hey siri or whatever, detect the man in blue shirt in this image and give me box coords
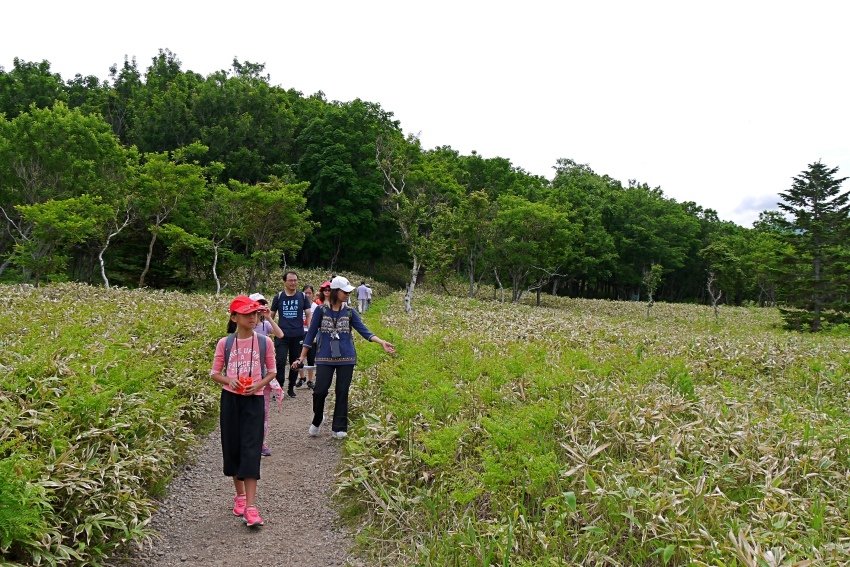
[270,271,312,397]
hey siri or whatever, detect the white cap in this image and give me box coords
[248,293,267,303]
[330,276,355,293]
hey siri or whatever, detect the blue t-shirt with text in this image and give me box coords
[270,290,311,337]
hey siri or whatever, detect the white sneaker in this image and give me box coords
[331,431,348,439]
[308,424,320,437]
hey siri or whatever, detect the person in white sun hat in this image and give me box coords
[292,275,395,439]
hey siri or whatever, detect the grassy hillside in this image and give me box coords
[3,283,848,565]
[343,293,850,565]
[0,270,388,566]
[0,284,228,565]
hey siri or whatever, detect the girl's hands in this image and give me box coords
[244,381,264,395]
[381,341,396,354]
[290,358,305,370]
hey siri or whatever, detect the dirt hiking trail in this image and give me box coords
[112,388,367,567]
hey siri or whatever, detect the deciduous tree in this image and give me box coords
[0,104,128,278]
[11,195,113,283]
[133,144,208,287]
[491,195,576,302]
[229,177,315,290]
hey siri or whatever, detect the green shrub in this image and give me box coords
[0,283,226,565]
[339,290,850,565]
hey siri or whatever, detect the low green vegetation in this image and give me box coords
[342,293,850,565]
[0,283,226,565]
[0,270,380,565]
[4,282,849,565]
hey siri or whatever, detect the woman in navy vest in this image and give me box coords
[292,275,395,438]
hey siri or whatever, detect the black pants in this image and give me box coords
[312,364,354,432]
[305,340,316,366]
[275,335,304,391]
[220,389,264,480]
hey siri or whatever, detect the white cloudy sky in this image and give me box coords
[3,1,849,226]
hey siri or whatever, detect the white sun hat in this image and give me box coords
[329,276,355,293]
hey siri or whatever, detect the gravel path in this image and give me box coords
[113,387,365,567]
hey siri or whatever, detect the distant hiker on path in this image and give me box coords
[293,275,395,439]
[356,281,371,313]
[210,295,277,527]
[270,271,312,398]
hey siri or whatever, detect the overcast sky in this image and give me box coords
[3,1,849,227]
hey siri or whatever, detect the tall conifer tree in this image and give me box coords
[777,162,850,331]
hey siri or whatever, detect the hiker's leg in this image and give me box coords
[312,365,334,426]
[286,337,302,392]
[220,390,241,476]
[237,395,263,479]
[273,337,287,388]
[331,365,354,432]
[244,478,258,508]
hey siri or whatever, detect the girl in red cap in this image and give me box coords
[210,295,277,527]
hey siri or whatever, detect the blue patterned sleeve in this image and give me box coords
[349,309,375,342]
[303,307,322,349]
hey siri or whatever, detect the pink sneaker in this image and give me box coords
[243,506,264,527]
[232,494,246,517]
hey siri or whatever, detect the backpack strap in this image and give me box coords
[223,333,236,370]
[258,333,267,378]
[223,332,267,378]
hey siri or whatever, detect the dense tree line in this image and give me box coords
[1,51,848,327]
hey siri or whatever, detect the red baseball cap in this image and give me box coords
[320,281,332,289]
[229,295,262,314]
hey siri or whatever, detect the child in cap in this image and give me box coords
[210,295,277,527]
[248,293,284,457]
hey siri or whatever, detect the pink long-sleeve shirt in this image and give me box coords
[210,333,276,395]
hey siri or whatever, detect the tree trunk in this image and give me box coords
[403,255,420,313]
[247,265,257,294]
[99,212,130,289]
[467,255,476,298]
[99,245,111,288]
[139,231,158,288]
[492,268,505,303]
[812,256,822,331]
[212,242,222,295]
[329,237,341,273]
[510,271,526,303]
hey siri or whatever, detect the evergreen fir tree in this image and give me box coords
[777,161,850,331]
